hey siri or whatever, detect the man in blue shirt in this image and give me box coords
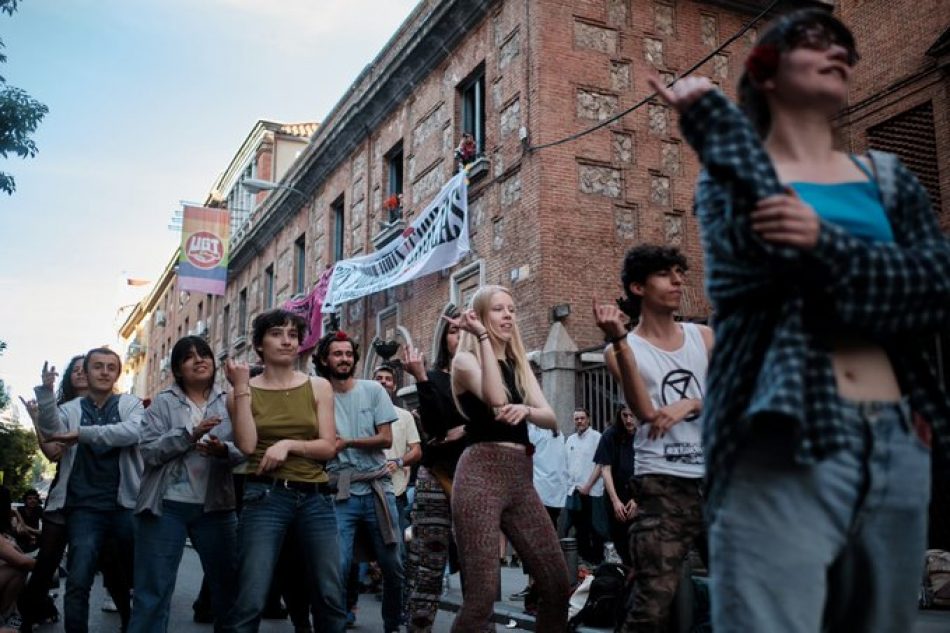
[316,332,402,633]
[35,348,144,633]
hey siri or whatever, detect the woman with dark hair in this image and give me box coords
[402,309,467,632]
[652,7,950,632]
[448,285,569,632]
[0,486,35,633]
[592,407,637,567]
[10,490,42,554]
[17,354,88,632]
[128,335,241,633]
[224,309,346,633]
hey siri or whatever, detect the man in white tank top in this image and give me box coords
[596,245,713,633]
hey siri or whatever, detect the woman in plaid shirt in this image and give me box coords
[652,8,950,633]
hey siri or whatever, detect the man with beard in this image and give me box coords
[314,331,403,633]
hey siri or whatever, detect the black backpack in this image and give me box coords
[569,562,628,629]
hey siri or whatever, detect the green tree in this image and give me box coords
[0,340,9,412]
[0,0,48,195]
[0,423,38,499]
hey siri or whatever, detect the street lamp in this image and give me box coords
[241,178,308,199]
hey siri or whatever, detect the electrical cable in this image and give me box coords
[526,0,782,152]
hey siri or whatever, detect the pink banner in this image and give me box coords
[283,267,333,355]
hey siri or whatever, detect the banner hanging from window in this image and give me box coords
[322,170,469,310]
[178,206,230,296]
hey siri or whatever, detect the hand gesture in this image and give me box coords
[47,430,79,445]
[385,459,400,475]
[257,439,290,474]
[624,499,638,520]
[402,345,427,382]
[18,396,39,422]
[196,435,228,459]
[225,360,250,389]
[647,399,698,440]
[494,403,529,426]
[191,416,221,443]
[647,74,716,114]
[612,498,629,521]
[443,309,486,337]
[592,298,628,340]
[751,188,820,249]
[41,362,58,391]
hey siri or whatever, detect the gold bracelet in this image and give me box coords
[234,391,250,398]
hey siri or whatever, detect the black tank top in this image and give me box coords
[457,359,530,446]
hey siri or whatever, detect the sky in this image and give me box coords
[0,0,418,423]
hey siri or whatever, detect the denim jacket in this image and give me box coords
[681,90,950,516]
[34,386,145,512]
[135,384,245,516]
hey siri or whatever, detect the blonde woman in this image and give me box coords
[448,285,569,632]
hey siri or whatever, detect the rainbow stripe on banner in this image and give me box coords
[178,206,229,296]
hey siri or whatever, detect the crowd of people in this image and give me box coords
[2,8,947,633]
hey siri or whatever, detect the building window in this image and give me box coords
[264,264,275,309]
[222,304,231,347]
[384,143,404,223]
[332,195,345,262]
[197,301,203,323]
[294,235,307,295]
[238,288,248,339]
[460,67,486,157]
[451,260,485,309]
[184,317,190,336]
[867,101,942,210]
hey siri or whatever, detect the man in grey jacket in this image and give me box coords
[35,347,144,633]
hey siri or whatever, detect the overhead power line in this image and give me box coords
[527,0,782,153]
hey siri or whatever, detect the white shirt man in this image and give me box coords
[564,408,606,565]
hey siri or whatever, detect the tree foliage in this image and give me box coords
[0,423,38,499]
[0,340,9,412]
[0,0,48,195]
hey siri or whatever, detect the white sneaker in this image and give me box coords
[101,597,118,613]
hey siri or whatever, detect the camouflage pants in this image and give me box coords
[619,475,705,633]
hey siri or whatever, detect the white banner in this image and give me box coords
[323,170,469,310]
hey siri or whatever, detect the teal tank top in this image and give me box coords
[788,155,894,243]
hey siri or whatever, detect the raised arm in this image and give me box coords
[225,360,256,456]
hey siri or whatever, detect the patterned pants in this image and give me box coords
[451,443,570,633]
[619,475,705,633]
[406,467,453,632]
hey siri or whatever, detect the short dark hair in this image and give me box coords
[739,8,857,137]
[312,330,361,377]
[251,309,308,360]
[170,335,216,392]
[619,244,688,320]
[373,364,396,379]
[83,348,122,374]
[573,407,591,418]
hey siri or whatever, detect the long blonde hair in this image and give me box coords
[451,285,534,411]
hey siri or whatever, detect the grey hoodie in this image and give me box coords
[135,383,245,516]
[34,386,145,512]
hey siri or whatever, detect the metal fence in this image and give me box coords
[575,346,624,432]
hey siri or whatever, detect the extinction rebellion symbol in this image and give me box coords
[660,369,702,422]
[185,231,223,269]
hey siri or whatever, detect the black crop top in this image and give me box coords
[457,359,530,446]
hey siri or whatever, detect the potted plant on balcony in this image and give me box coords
[383,193,402,223]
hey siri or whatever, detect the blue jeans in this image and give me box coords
[64,507,134,633]
[710,400,930,633]
[223,482,346,633]
[336,492,404,631]
[129,501,237,633]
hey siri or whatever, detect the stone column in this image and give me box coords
[538,321,579,436]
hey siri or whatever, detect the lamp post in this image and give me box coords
[241,178,308,199]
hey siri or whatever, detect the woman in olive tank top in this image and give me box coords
[223,309,347,633]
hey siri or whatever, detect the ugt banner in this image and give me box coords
[178,206,229,296]
[323,170,469,310]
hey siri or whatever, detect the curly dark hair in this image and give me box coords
[619,244,688,320]
[57,354,86,405]
[251,309,308,361]
[738,8,858,138]
[312,330,361,378]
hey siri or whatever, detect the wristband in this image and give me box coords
[606,334,625,346]
[397,457,404,468]
[477,332,490,342]
[234,391,250,399]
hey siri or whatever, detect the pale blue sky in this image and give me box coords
[0,0,417,419]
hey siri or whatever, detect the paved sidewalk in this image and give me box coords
[438,563,950,633]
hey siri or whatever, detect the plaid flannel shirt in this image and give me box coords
[680,90,950,516]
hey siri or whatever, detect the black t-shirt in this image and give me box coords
[594,425,636,502]
[458,359,529,446]
[417,370,468,473]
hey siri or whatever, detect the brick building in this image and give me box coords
[123,0,947,430]
[118,121,315,397]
